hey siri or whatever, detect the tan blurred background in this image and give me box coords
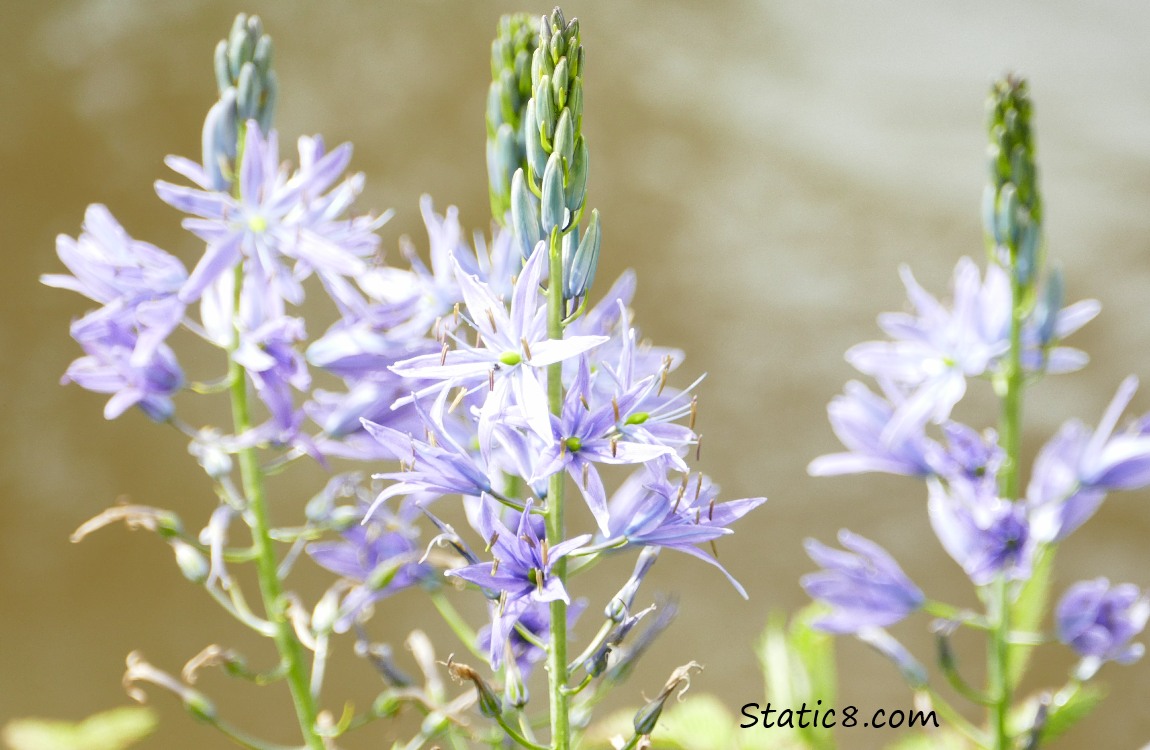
[4,1,1150,747]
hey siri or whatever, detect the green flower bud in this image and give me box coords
[524,107,548,178]
[565,208,600,299]
[213,40,231,94]
[541,152,566,233]
[511,169,543,259]
[565,136,588,214]
[552,57,569,109]
[554,109,575,167]
[253,35,273,77]
[236,62,261,121]
[535,75,556,140]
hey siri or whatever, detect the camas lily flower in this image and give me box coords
[604,460,765,597]
[801,530,925,634]
[446,498,590,667]
[1057,578,1149,673]
[156,123,385,306]
[64,311,184,421]
[846,258,1009,437]
[534,357,680,533]
[1028,376,1150,542]
[390,242,607,452]
[928,476,1034,586]
[808,380,935,478]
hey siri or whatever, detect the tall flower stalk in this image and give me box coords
[45,9,765,750]
[802,74,1150,750]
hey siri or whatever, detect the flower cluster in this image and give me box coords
[801,76,1149,748]
[45,10,765,750]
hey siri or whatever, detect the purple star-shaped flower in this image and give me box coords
[390,242,607,452]
[446,498,590,667]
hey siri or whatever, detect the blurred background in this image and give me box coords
[4,1,1150,747]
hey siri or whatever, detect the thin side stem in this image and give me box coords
[545,226,571,750]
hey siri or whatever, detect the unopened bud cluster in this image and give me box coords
[509,8,600,302]
[486,14,538,222]
[203,14,277,190]
[982,76,1041,284]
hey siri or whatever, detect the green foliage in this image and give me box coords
[2,708,157,750]
[758,606,836,750]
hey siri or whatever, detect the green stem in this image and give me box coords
[989,274,1027,750]
[228,278,324,750]
[544,226,571,750]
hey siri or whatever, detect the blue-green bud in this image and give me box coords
[568,80,583,131]
[565,208,600,299]
[535,76,556,140]
[487,124,519,213]
[554,109,575,167]
[541,153,566,233]
[213,40,231,94]
[995,182,1020,251]
[236,62,260,122]
[511,169,543,259]
[227,23,254,80]
[566,136,589,213]
[256,71,277,133]
[202,88,238,191]
[1016,221,1040,287]
[552,57,569,109]
[253,35,273,77]
[524,107,548,178]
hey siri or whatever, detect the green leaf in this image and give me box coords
[2,707,157,750]
[884,728,971,750]
[1035,685,1104,745]
[1008,546,1054,688]
[756,606,837,750]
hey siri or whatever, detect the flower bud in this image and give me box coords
[541,153,566,233]
[535,76,556,139]
[525,107,548,178]
[565,209,600,299]
[511,169,543,259]
[172,541,209,584]
[554,109,575,167]
[565,136,588,212]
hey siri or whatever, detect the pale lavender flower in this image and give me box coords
[233,315,310,433]
[604,460,765,597]
[924,422,1003,486]
[44,205,188,365]
[446,498,590,667]
[845,258,1009,437]
[43,204,187,306]
[801,530,925,634]
[359,392,495,517]
[476,599,585,680]
[1056,578,1149,669]
[928,477,1033,585]
[534,357,679,533]
[156,123,383,306]
[308,519,433,633]
[390,243,607,451]
[808,380,935,477]
[64,312,184,421]
[1027,376,1150,542]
